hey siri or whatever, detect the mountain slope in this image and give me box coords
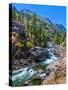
[10,6,66,47]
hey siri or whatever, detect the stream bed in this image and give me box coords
[10,42,62,86]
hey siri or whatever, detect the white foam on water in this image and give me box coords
[12,67,46,81]
[42,48,58,64]
[37,73,46,79]
[12,68,35,81]
[43,54,58,64]
[11,45,59,82]
[26,69,36,79]
[43,59,54,64]
[13,68,27,74]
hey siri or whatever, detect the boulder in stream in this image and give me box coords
[29,47,49,62]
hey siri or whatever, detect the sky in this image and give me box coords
[11,3,66,27]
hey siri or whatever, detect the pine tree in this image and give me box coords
[18,14,21,22]
[32,12,37,45]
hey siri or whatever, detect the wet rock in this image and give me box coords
[30,47,49,62]
[24,80,31,86]
[38,69,44,74]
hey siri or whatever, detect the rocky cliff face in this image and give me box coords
[42,56,66,84]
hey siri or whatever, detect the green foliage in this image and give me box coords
[12,7,66,48]
[26,32,30,38]
[16,41,33,49]
[16,41,24,48]
[52,31,66,47]
[36,23,47,47]
[31,13,37,44]
[31,77,42,85]
[60,38,66,47]
[18,14,21,22]
[26,42,33,49]
[35,63,48,70]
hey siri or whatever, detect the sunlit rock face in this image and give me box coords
[42,57,66,84]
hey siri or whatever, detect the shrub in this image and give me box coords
[16,41,24,48]
[26,41,33,49]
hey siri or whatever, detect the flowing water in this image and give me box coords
[10,42,60,86]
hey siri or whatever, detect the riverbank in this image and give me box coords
[42,56,66,84]
[9,42,66,86]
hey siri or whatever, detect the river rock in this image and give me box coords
[15,49,31,59]
[24,80,31,86]
[38,69,44,74]
[12,57,35,70]
[29,47,49,62]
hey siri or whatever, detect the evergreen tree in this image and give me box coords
[32,12,37,45]
[18,14,21,22]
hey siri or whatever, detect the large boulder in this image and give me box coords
[29,47,49,62]
[42,57,66,84]
[15,49,31,59]
[12,57,35,70]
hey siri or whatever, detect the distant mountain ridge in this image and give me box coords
[12,6,66,33]
[20,9,66,32]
